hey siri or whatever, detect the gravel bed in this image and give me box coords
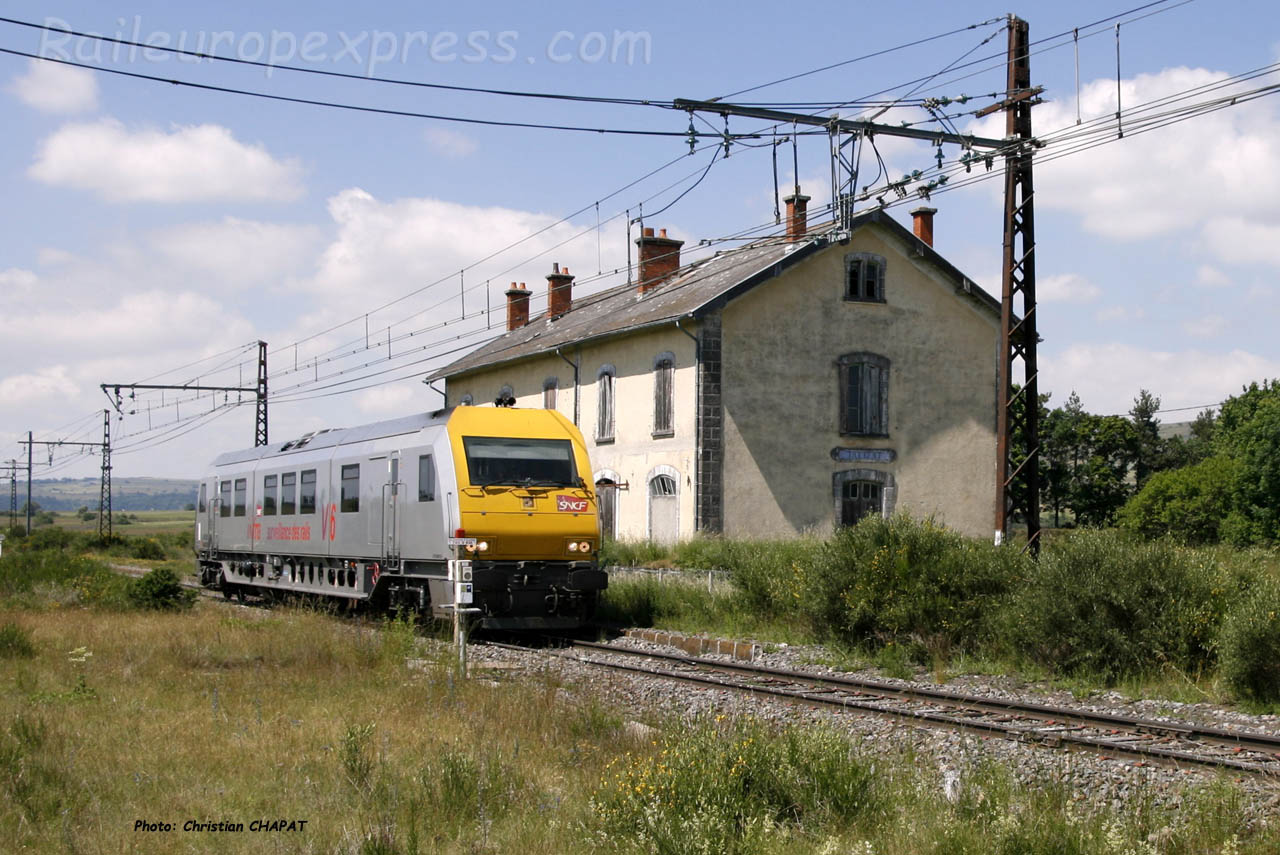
[468,635,1280,825]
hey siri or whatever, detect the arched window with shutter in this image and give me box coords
[837,352,889,437]
[652,351,674,437]
[596,364,615,442]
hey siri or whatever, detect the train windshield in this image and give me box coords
[463,437,578,487]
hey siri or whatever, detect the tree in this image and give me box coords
[1042,391,1085,527]
[1070,414,1139,525]
[1129,389,1163,489]
[1216,382,1280,544]
[1161,408,1216,471]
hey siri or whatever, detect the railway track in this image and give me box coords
[487,638,1280,780]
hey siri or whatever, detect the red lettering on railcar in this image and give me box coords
[321,504,337,540]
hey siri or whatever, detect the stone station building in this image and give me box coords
[428,196,1001,542]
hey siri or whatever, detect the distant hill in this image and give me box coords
[12,478,199,512]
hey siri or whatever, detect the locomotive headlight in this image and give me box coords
[465,542,477,553]
[568,541,579,552]
[477,540,489,552]
[578,541,592,554]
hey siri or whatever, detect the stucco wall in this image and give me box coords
[444,323,698,540]
[719,225,999,538]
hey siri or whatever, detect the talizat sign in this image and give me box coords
[830,448,895,463]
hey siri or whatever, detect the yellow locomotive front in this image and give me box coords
[445,407,606,628]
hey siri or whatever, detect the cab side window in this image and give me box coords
[418,454,436,502]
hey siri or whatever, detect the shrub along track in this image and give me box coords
[487,638,1280,781]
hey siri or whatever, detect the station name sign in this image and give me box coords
[830,447,895,463]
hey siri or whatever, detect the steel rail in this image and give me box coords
[483,640,1280,779]
[569,640,1280,758]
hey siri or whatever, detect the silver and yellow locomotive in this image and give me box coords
[195,407,605,629]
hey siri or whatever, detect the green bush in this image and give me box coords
[127,567,196,611]
[1116,455,1236,544]
[128,537,166,561]
[593,718,877,853]
[0,622,36,659]
[1003,531,1224,680]
[20,527,84,553]
[1217,578,1280,703]
[803,514,1027,655]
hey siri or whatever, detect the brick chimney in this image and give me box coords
[911,206,937,247]
[783,190,811,242]
[635,227,684,294]
[546,262,574,318]
[504,282,530,331]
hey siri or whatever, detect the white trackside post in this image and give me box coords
[447,558,475,676]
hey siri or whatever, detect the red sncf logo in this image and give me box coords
[556,495,588,513]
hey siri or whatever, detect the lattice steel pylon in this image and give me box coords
[994,15,1041,554]
[98,410,112,540]
[255,340,268,447]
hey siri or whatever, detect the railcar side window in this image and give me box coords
[281,472,296,515]
[341,464,360,513]
[218,481,230,518]
[300,470,316,514]
[198,483,206,514]
[262,475,277,516]
[418,454,436,502]
[233,479,247,517]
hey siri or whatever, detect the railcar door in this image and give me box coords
[196,480,213,550]
[383,452,400,563]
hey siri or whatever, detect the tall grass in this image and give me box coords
[0,604,1272,853]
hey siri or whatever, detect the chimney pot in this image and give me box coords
[546,261,575,318]
[635,226,684,294]
[783,190,811,242]
[911,206,938,247]
[504,280,531,331]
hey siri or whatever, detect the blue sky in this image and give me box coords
[3,0,1279,479]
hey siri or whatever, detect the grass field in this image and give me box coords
[35,509,195,536]
[0,598,1273,854]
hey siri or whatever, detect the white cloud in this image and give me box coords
[424,128,477,159]
[0,267,38,294]
[7,59,98,113]
[1038,272,1101,303]
[971,67,1280,242]
[1095,305,1145,323]
[0,290,249,353]
[150,218,322,290]
[0,366,78,408]
[1196,264,1230,287]
[1182,314,1228,338]
[1200,218,1280,267]
[356,385,416,415]
[1044,343,1280,415]
[28,119,304,203]
[295,188,630,331]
